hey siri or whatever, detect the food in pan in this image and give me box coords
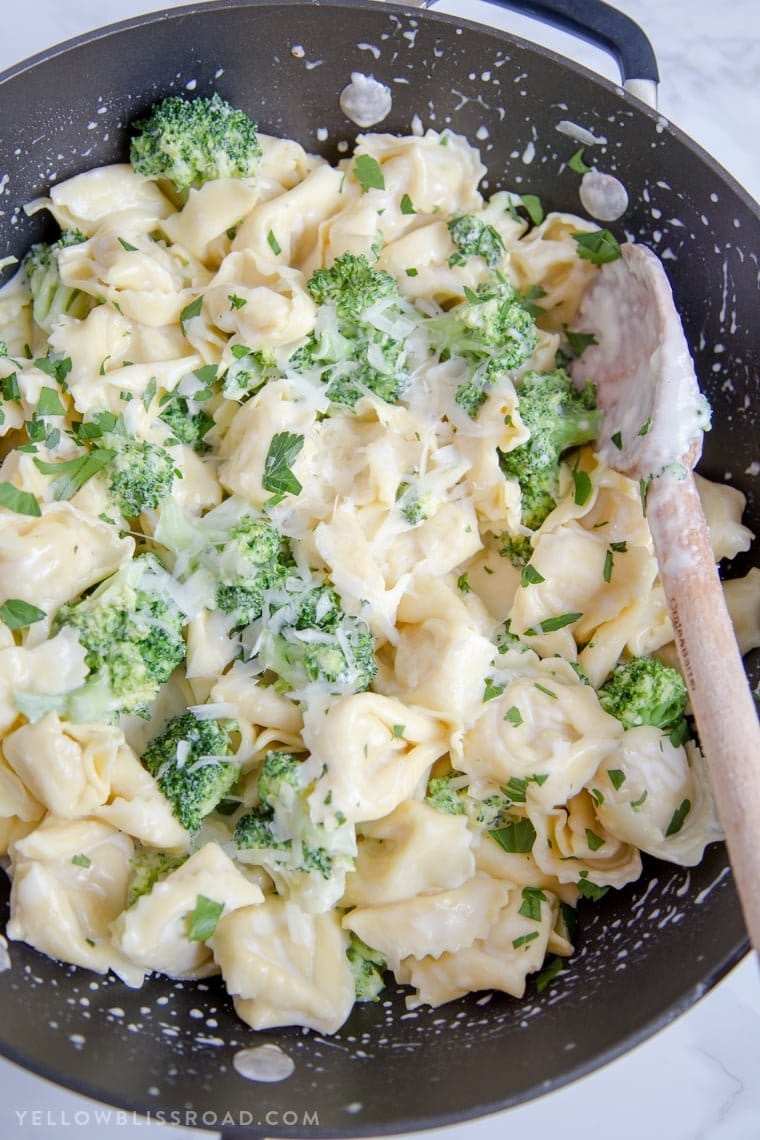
[0,94,756,1034]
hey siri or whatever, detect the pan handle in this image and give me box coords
[422,0,660,107]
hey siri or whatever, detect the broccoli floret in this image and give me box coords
[103,432,177,517]
[222,348,278,402]
[431,278,537,359]
[499,368,601,530]
[130,93,262,197]
[599,657,688,736]
[346,933,387,1002]
[215,512,286,629]
[427,278,538,418]
[426,772,467,815]
[259,624,376,692]
[290,253,416,409]
[54,553,186,717]
[425,771,517,833]
[234,750,356,912]
[307,253,398,318]
[23,230,92,333]
[498,533,533,567]
[448,213,505,268]
[251,573,377,694]
[158,395,214,454]
[255,748,302,809]
[127,847,188,907]
[396,480,437,527]
[141,711,240,832]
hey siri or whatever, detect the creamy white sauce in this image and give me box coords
[555,120,607,146]
[339,73,392,128]
[0,934,9,973]
[574,246,712,477]
[579,171,629,222]
[233,1044,295,1082]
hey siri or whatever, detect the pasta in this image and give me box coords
[0,97,756,1036]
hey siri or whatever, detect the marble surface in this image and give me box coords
[0,1,758,1138]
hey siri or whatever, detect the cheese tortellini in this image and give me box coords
[0,104,750,1038]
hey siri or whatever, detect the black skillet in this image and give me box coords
[0,1,757,1135]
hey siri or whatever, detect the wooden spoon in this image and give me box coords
[573,242,760,953]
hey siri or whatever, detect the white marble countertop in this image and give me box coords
[0,1,758,1138]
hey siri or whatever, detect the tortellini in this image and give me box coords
[6,817,141,985]
[593,728,723,866]
[462,657,623,808]
[302,692,448,824]
[111,843,263,979]
[211,899,354,1035]
[397,883,556,1007]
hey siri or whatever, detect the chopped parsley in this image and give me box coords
[572,229,622,265]
[354,154,385,192]
[262,431,304,498]
[520,564,545,586]
[0,599,46,630]
[186,895,225,942]
[665,798,691,837]
[518,886,546,921]
[0,482,41,517]
[568,148,591,174]
[483,679,506,703]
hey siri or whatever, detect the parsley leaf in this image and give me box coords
[400,193,416,215]
[186,895,225,942]
[489,816,536,853]
[513,930,540,949]
[665,798,691,836]
[524,612,582,635]
[572,229,622,264]
[36,355,72,386]
[518,886,546,921]
[520,194,544,226]
[118,237,138,252]
[262,431,304,497]
[0,599,46,630]
[1,373,20,402]
[521,564,545,586]
[36,387,66,417]
[34,448,115,501]
[568,148,591,174]
[585,828,604,851]
[572,468,592,506]
[504,705,523,726]
[267,230,282,256]
[179,295,203,330]
[0,482,41,516]
[71,854,92,868]
[535,955,565,992]
[483,679,506,703]
[354,154,385,192]
[607,768,626,790]
[576,877,609,901]
[603,548,614,584]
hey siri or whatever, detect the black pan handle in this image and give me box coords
[424,0,660,106]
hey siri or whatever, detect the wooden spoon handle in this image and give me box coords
[647,473,760,953]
